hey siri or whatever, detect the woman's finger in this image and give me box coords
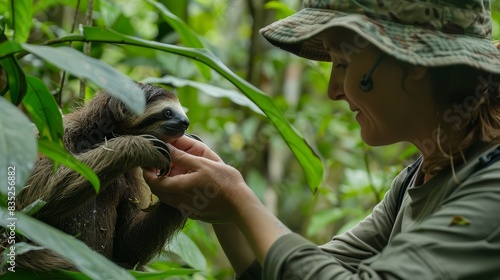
[169,135,222,162]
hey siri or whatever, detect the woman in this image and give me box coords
[144,0,500,278]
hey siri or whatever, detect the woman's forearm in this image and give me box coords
[212,223,257,275]
[232,187,292,264]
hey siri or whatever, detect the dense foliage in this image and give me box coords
[1,0,500,279]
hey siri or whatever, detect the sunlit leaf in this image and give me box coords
[264,1,296,19]
[22,44,146,115]
[0,96,37,196]
[38,138,100,193]
[10,0,32,43]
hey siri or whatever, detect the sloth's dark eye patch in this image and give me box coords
[164,109,173,117]
[134,112,164,128]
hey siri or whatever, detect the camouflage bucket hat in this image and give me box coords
[260,0,500,74]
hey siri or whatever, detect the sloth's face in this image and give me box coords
[124,89,190,143]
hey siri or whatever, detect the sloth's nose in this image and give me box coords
[179,117,190,131]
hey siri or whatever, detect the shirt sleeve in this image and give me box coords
[317,174,402,271]
[237,167,407,279]
[262,163,500,279]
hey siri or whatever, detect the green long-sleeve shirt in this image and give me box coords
[240,142,500,279]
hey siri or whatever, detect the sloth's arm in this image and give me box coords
[18,135,169,220]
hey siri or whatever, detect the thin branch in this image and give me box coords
[79,0,94,100]
[57,0,82,106]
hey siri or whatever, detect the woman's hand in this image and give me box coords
[143,135,255,224]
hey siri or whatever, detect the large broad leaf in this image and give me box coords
[23,75,64,147]
[0,207,134,280]
[143,76,264,115]
[38,138,100,193]
[165,232,207,271]
[0,96,37,196]
[0,269,92,280]
[22,44,146,115]
[0,268,198,279]
[144,0,211,80]
[57,27,323,192]
[9,0,33,44]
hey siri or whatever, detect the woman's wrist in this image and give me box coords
[229,185,292,263]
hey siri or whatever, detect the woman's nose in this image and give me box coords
[327,67,344,100]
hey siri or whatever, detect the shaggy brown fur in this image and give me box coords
[3,83,189,271]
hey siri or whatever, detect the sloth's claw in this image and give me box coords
[157,167,169,177]
[139,134,170,158]
[185,133,204,142]
[139,134,171,175]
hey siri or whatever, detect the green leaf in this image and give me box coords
[144,0,211,80]
[264,1,296,19]
[0,269,92,279]
[0,266,198,279]
[144,0,203,48]
[19,199,46,216]
[23,75,64,147]
[0,40,24,57]
[0,41,27,105]
[21,44,146,115]
[0,55,26,104]
[130,268,198,279]
[166,232,207,271]
[10,0,33,43]
[0,96,37,196]
[76,26,323,192]
[33,0,77,14]
[99,0,122,27]
[38,138,100,193]
[0,208,134,280]
[143,75,264,115]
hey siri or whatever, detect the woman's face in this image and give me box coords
[322,28,437,147]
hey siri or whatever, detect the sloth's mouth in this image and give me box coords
[161,125,187,137]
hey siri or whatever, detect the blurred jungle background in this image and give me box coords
[1,0,500,279]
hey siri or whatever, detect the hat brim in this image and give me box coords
[260,8,500,74]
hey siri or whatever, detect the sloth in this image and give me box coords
[8,83,190,271]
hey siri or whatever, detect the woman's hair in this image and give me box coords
[424,65,500,174]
